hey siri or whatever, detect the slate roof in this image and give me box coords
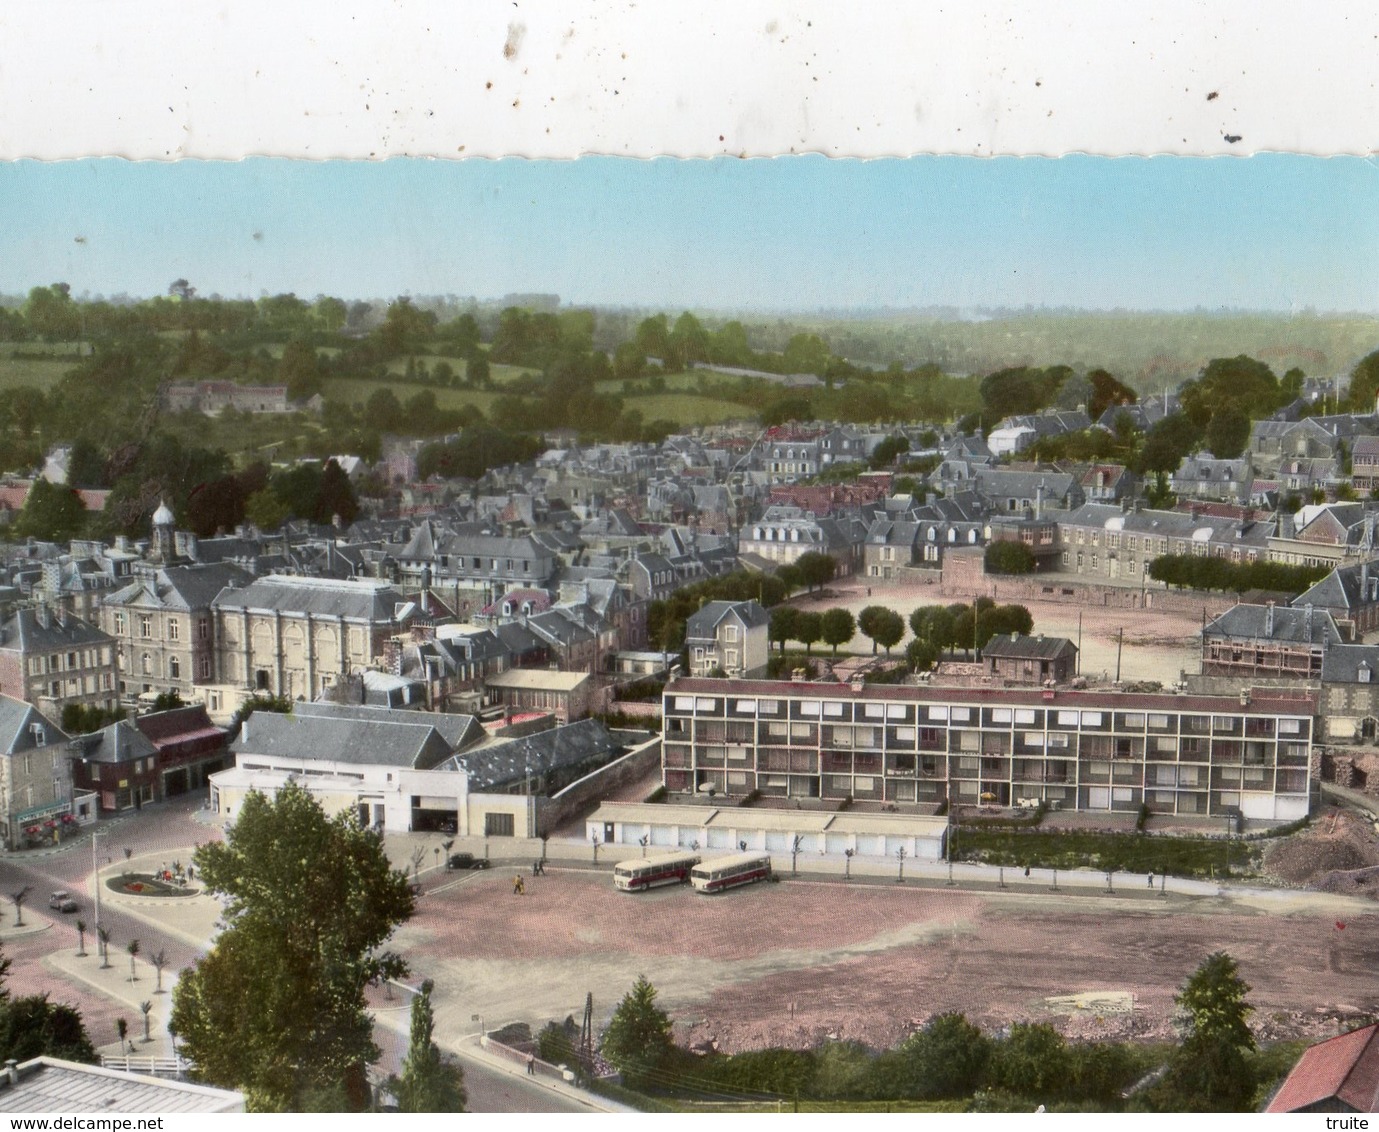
[1294,563,1379,613]
[1203,603,1343,646]
[442,718,621,790]
[293,700,485,751]
[211,574,403,621]
[0,607,111,652]
[1321,644,1379,685]
[685,600,771,639]
[70,719,158,764]
[230,708,458,769]
[981,634,1078,661]
[0,696,66,755]
[106,562,254,612]
[1266,1023,1379,1113]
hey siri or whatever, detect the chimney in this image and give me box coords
[1305,602,1314,643]
[4,1059,16,1086]
[1363,561,1370,600]
[1265,600,1275,638]
[1035,481,1044,521]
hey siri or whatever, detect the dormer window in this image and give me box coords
[30,723,45,747]
[1361,666,1372,684]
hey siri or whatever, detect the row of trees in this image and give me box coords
[1146,554,1330,595]
[599,952,1272,1112]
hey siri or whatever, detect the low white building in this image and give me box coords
[586,801,948,861]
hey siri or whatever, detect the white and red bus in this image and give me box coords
[690,852,773,894]
[613,851,701,892]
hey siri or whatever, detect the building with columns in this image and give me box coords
[211,575,410,700]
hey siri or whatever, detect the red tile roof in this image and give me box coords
[1267,1023,1379,1113]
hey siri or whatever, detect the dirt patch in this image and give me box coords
[1263,808,1379,891]
[407,870,1379,1060]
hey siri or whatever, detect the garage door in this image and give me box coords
[884,836,912,858]
[825,833,851,855]
[796,834,821,854]
[764,830,790,852]
[651,826,676,847]
[855,834,885,857]
[707,827,733,849]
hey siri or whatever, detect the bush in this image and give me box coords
[984,541,1036,575]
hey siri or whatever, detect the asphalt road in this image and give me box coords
[0,796,595,1113]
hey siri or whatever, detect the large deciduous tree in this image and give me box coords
[170,782,415,1111]
[601,975,675,1089]
[13,479,87,542]
[820,608,856,656]
[795,551,836,593]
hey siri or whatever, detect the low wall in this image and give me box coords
[541,737,662,830]
[948,569,1236,619]
[606,700,661,720]
[482,1036,576,1085]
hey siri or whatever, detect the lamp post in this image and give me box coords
[91,832,102,938]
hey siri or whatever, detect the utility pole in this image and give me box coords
[1076,611,1082,675]
[1115,626,1124,684]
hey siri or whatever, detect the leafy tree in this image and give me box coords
[537,1017,579,1068]
[278,338,323,402]
[820,608,856,655]
[769,606,800,653]
[601,975,675,1089]
[1134,413,1202,476]
[776,563,804,594]
[892,1012,991,1099]
[387,979,467,1112]
[1086,367,1139,421]
[1203,406,1250,460]
[906,638,939,673]
[244,488,290,532]
[795,611,823,655]
[1152,952,1257,1112]
[170,782,415,1111]
[861,608,905,656]
[795,551,836,593]
[317,458,360,526]
[984,540,1035,575]
[857,605,887,654]
[13,479,87,542]
[0,992,97,1064]
[1347,349,1379,412]
[869,435,910,469]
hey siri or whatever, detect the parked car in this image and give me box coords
[48,891,77,913]
[447,853,490,871]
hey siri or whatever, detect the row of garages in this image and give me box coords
[585,802,949,861]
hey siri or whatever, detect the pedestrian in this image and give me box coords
[1024,864,1030,877]
[526,1054,536,1075]
[1147,872,1154,889]
[532,859,539,877]
[539,859,546,875]
[513,875,522,895]
[517,876,525,895]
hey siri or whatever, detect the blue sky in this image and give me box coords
[2,154,1376,312]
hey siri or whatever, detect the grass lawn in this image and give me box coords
[954,826,1264,879]
[0,352,78,391]
[634,392,758,426]
[157,410,328,465]
[322,375,500,416]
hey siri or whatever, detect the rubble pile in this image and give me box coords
[1261,808,1379,893]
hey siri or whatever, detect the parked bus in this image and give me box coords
[613,851,701,892]
[690,852,772,894]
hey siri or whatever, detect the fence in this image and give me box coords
[99,1054,189,1077]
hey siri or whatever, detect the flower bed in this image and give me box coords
[106,873,199,898]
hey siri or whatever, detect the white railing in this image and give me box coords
[99,1054,190,1077]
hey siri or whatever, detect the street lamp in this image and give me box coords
[91,831,103,937]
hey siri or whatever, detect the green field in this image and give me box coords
[633,392,757,426]
[157,410,328,466]
[0,352,79,391]
[322,375,499,415]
